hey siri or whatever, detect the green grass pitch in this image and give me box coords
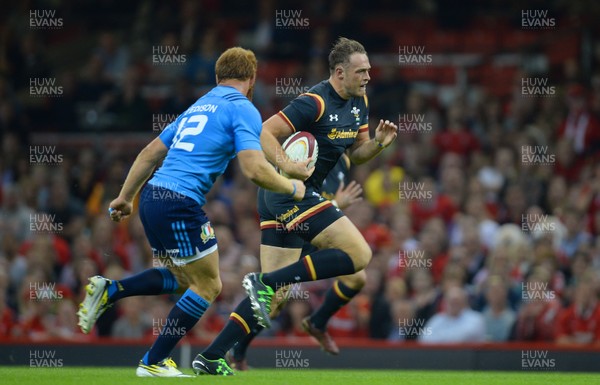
[1,367,599,385]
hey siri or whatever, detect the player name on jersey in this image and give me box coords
[185,104,219,114]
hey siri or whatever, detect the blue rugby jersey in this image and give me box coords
[148,85,262,206]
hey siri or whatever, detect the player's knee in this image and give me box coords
[352,269,367,289]
[339,270,367,291]
[207,277,223,301]
[347,241,372,271]
[167,267,189,291]
[189,276,221,302]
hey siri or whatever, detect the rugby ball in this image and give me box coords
[279,131,318,177]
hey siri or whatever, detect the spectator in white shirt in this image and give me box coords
[419,285,486,344]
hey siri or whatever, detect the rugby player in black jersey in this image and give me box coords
[193,38,397,375]
[229,154,363,369]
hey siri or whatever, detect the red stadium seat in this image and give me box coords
[257,61,297,83]
[499,29,543,51]
[470,64,519,98]
[460,29,499,55]
[394,31,423,48]
[546,33,580,64]
[436,66,457,84]
[424,30,460,53]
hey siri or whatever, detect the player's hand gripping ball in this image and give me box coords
[279,131,318,178]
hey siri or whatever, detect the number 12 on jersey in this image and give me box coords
[171,115,208,152]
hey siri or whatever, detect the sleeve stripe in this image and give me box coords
[303,93,326,122]
[277,111,296,133]
[359,124,369,133]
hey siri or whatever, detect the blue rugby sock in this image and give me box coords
[107,268,179,302]
[143,289,210,365]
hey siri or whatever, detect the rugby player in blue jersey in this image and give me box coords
[76,47,307,377]
[193,37,397,375]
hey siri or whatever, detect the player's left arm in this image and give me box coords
[331,153,362,209]
[109,137,168,221]
[333,180,363,209]
[347,118,398,165]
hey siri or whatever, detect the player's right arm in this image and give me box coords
[237,149,305,201]
[261,93,323,180]
[109,113,184,221]
[109,137,168,221]
[261,114,314,181]
[234,103,305,201]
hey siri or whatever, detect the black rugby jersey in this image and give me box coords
[278,80,369,191]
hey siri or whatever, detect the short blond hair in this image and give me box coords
[215,47,257,83]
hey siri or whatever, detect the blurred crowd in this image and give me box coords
[2,0,600,346]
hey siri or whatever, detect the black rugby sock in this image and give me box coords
[232,325,264,361]
[310,280,360,330]
[202,298,261,360]
[260,249,356,288]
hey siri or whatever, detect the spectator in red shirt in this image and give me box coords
[19,231,71,271]
[576,163,600,236]
[553,138,586,184]
[89,215,130,272]
[557,84,600,158]
[46,298,92,341]
[562,251,591,304]
[0,268,15,338]
[346,200,393,253]
[409,177,457,233]
[555,272,600,346]
[433,101,480,164]
[415,218,450,284]
[12,268,54,340]
[512,271,561,341]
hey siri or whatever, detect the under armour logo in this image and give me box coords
[329,114,338,121]
[351,107,360,115]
